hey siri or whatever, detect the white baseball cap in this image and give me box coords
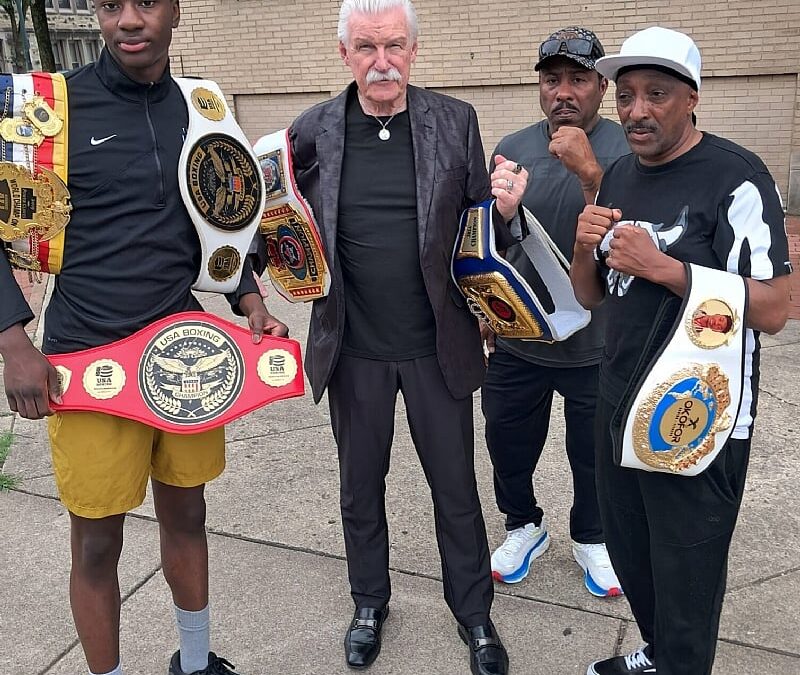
[595,26,702,90]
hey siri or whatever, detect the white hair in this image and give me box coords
[337,0,418,44]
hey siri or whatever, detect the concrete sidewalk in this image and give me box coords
[1,288,799,675]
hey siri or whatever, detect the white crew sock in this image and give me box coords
[175,604,211,674]
[89,664,122,675]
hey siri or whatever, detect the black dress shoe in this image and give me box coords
[344,606,389,670]
[458,620,509,675]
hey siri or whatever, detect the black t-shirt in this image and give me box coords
[336,93,436,360]
[596,132,791,437]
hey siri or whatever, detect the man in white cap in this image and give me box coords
[570,26,791,675]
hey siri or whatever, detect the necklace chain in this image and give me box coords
[372,114,396,141]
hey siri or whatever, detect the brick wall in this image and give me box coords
[171,0,800,208]
[787,216,800,320]
[13,271,47,339]
[236,92,331,144]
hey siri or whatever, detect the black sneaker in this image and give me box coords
[587,645,656,674]
[169,651,241,675]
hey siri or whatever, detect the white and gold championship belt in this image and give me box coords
[451,199,590,341]
[616,264,747,475]
[174,78,265,293]
[252,129,330,302]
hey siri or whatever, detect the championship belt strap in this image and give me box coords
[451,199,590,341]
[0,72,70,275]
[252,128,330,302]
[614,263,747,475]
[48,311,304,434]
[174,78,265,293]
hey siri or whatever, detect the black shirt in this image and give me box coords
[337,92,436,360]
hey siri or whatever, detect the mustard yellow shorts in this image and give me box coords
[48,411,225,519]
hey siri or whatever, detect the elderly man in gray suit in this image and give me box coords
[288,1,526,673]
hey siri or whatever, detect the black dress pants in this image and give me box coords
[595,396,751,675]
[328,353,494,627]
[482,348,604,543]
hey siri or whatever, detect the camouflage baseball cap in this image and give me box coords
[535,26,605,71]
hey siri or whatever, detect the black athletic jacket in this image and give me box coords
[0,49,259,354]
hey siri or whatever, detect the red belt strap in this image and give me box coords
[48,311,304,434]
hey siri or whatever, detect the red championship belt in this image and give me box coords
[47,311,304,434]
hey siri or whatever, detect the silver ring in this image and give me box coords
[506,179,513,192]
[512,163,523,175]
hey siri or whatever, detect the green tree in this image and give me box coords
[0,0,56,73]
[0,0,27,72]
[29,0,56,72]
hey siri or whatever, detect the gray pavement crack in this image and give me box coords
[229,421,331,442]
[727,563,800,593]
[39,638,81,675]
[758,386,800,407]
[614,620,628,656]
[12,486,60,501]
[761,339,800,350]
[717,637,800,660]
[40,566,162,674]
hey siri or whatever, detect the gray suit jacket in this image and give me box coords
[290,83,512,403]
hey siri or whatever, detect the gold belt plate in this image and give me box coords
[260,203,327,301]
[22,96,63,137]
[457,272,544,339]
[0,162,71,242]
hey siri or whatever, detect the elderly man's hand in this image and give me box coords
[490,154,528,222]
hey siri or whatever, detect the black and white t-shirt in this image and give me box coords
[596,132,791,438]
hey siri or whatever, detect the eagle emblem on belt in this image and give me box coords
[138,320,245,425]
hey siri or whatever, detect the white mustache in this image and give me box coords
[366,67,402,84]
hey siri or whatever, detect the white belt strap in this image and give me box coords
[618,263,747,475]
[518,206,591,341]
[174,78,265,293]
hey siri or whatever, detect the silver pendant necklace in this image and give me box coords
[373,114,396,141]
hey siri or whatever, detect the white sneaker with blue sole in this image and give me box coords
[491,522,550,584]
[572,541,623,598]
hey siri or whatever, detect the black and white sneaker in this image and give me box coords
[587,645,656,674]
[168,651,241,675]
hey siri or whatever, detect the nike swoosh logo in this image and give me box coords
[90,134,117,146]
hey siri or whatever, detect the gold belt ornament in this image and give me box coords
[0,72,71,276]
[0,163,71,242]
